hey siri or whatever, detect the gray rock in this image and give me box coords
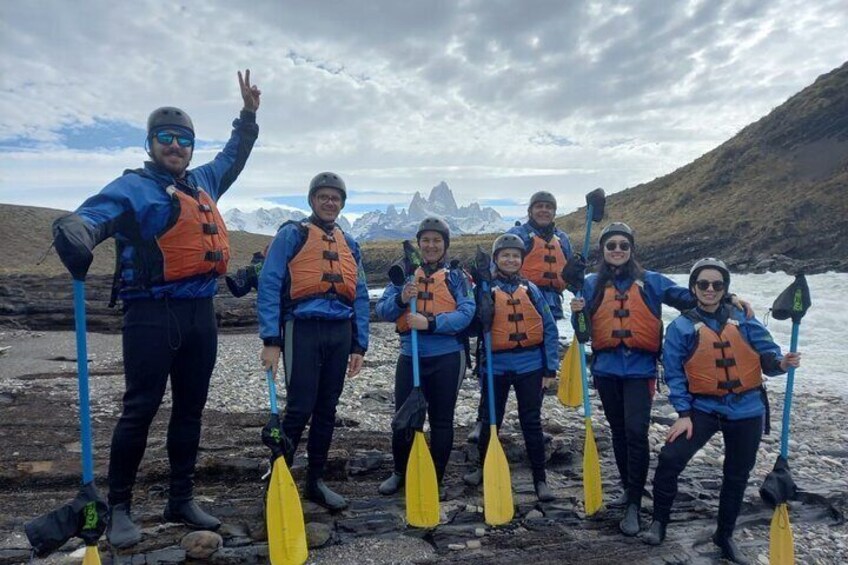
[180,531,223,559]
[306,521,332,548]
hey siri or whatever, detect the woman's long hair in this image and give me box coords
[588,252,646,310]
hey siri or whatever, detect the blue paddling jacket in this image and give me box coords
[376,263,475,358]
[573,270,695,379]
[664,305,786,420]
[257,218,370,354]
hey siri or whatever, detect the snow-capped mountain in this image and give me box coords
[223,207,351,235]
[349,181,508,241]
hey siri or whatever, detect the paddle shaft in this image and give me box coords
[266,369,279,415]
[480,281,498,425]
[779,322,800,459]
[73,280,95,485]
[576,204,595,417]
[411,297,421,388]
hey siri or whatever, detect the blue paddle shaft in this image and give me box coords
[411,297,421,388]
[480,281,497,426]
[267,369,278,416]
[780,322,800,459]
[576,204,595,416]
[73,280,95,485]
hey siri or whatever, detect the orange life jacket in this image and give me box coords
[157,186,230,282]
[396,267,457,333]
[590,280,662,352]
[684,318,763,396]
[521,233,568,292]
[491,284,544,351]
[288,222,358,304]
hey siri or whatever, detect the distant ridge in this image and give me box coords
[557,61,848,273]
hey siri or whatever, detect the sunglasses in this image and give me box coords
[695,280,725,291]
[605,241,631,251]
[154,131,195,148]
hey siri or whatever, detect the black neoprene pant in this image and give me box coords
[109,298,217,505]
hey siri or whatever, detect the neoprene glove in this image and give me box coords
[52,213,96,281]
[563,252,587,293]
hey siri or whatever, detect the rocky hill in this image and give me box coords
[557,61,848,273]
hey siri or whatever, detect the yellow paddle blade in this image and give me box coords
[769,503,795,565]
[583,418,603,516]
[405,431,440,528]
[557,344,583,408]
[267,457,308,565]
[82,545,101,565]
[483,425,514,526]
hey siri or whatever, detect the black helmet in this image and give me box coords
[492,233,525,259]
[599,222,635,247]
[147,106,194,137]
[308,172,347,204]
[529,191,557,210]
[416,217,450,249]
[689,258,730,290]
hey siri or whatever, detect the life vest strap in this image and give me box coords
[322,273,344,283]
[321,235,335,242]
[543,255,558,263]
[613,309,630,318]
[198,204,212,212]
[509,332,528,342]
[323,251,339,261]
[715,358,737,368]
[507,298,521,305]
[418,276,435,284]
[543,272,558,280]
[544,244,556,250]
[205,250,223,262]
[508,313,524,322]
[615,292,629,300]
[612,329,632,338]
[719,379,742,390]
[202,223,219,235]
[418,291,434,300]
[713,341,731,348]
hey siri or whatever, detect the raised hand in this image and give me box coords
[238,69,261,112]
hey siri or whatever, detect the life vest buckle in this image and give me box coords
[715,358,737,368]
[202,223,219,235]
[713,341,731,349]
[543,255,557,263]
[613,309,630,318]
[322,251,339,261]
[508,313,525,322]
[612,329,632,338]
[419,277,435,284]
[719,379,741,390]
[321,273,344,283]
[615,293,629,300]
[543,272,558,280]
[506,298,521,305]
[509,332,528,342]
[198,203,212,212]
[321,235,335,242]
[418,291,434,300]
[204,250,223,262]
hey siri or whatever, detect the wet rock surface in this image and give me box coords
[1,326,846,564]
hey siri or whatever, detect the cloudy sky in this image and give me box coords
[1,0,846,222]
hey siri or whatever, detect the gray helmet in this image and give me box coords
[308,172,347,204]
[492,233,525,259]
[529,191,557,210]
[147,106,194,136]
[599,222,635,247]
[689,258,730,290]
[416,217,450,249]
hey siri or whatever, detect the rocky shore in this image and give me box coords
[0,325,846,564]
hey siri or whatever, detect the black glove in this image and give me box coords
[475,286,495,334]
[563,253,587,293]
[261,413,294,463]
[52,213,96,281]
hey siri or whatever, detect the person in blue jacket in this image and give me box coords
[570,223,751,537]
[376,217,475,496]
[462,234,560,501]
[641,258,800,565]
[50,71,261,548]
[258,172,369,511]
[467,191,576,443]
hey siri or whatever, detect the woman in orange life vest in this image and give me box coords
[570,223,752,537]
[641,259,800,565]
[376,218,476,496]
[461,234,560,501]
